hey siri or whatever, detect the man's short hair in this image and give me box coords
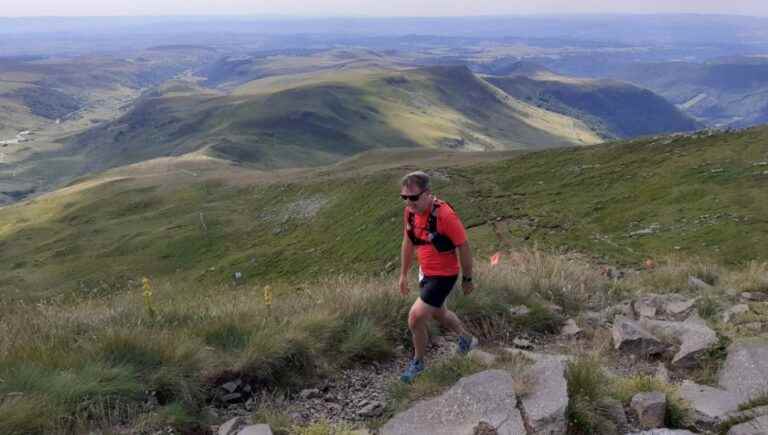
[400,171,430,190]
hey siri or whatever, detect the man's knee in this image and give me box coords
[431,308,449,321]
[408,301,432,330]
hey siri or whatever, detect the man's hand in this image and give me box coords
[462,280,474,295]
[399,275,410,296]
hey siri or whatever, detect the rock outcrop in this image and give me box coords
[639,313,717,368]
[718,340,768,403]
[518,354,569,435]
[678,380,741,427]
[380,370,526,435]
[727,414,768,435]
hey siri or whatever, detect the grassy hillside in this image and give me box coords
[2,126,767,302]
[67,65,601,174]
[485,72,701,139]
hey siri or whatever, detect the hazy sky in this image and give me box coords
[3,0,767,17]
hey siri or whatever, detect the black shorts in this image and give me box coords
[419,275,458,308]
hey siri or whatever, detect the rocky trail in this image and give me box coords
[205,283,768,435]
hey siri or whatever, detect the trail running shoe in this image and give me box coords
[458,335,478,354]
[400,358,425,383]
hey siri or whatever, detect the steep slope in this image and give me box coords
[602,56,768,128]
[2,126,767,300]
[67,65,601,174]
[485,70,701,139]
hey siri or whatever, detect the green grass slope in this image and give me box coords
[485,74,701,139]
[2,126,767,301]
[67,65,601,174]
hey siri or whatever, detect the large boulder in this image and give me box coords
[626,431,697,435]
[379,370,526,435]
[718,340,768,403]
[678,380,741,427]
[237,425,273,435]
[640,313,717,368]
[630,392,666,429]
[219,417,247,435]
[613,317,667,357]
[727,415,768,435]
[518,354,569,435]
[722,304,750,323]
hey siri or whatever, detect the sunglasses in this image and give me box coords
[400,190,426,201]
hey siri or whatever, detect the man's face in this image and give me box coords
[401,183,430,213]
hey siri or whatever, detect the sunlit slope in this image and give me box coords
[2,126,767,300]
[69,65,601,173]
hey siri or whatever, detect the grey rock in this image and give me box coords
[630,391,666,429]
[469,349,498,365]
[689,276,714,290]
[740,292,768,302]
[380,370,526,435]
[221,392,242,403]
[634,294,661,318]
[678,380,740,427]
[582,310,607,327]
[299,388,322,400]
[218,417,246,435]
[722,304,750,323]
[221,380,241,393]
[612,317,667,357]
[654,363,670,383]
[724,405,768,425]
[509,305,531,316]
[727,415,768,435]
[561,318,584,338]
[718,340,768,403]
[513,337,534,350]
[640,313,717,369]
[599,398,628,433]
[663,295,697,317]
[357,400,385,417]
[237,425,273,435]
[600,301,634,323]
[519,354,569,435]
[625,430,697,435]
[473,421,498,435]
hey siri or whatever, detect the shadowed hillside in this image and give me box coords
[602,56,768,128]
[485,66,701,139]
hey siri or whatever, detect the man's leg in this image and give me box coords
[432,307,471,338]
[408,298,436,361]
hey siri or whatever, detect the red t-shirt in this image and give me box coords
[404,200,467,277]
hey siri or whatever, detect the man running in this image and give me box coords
[398,171,476,383]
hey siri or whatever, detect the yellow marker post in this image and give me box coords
[142,277,156,320]
[264,285,273,318]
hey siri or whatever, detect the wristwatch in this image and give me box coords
[462,276,472,283]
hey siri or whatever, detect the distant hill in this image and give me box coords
[67,65,602,173]
[483,65,701,139]
[595,56,768,128]
[2,126,767,299]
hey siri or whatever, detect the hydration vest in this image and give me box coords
[406,200,456,252]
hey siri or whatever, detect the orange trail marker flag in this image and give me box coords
[490,252,501,266]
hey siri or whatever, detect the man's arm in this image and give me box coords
[457,241,473,279]
[457,241,474,295]
[399,234,415,295]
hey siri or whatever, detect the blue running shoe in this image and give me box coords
[400,358,425,383]
[458,335,477,354]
